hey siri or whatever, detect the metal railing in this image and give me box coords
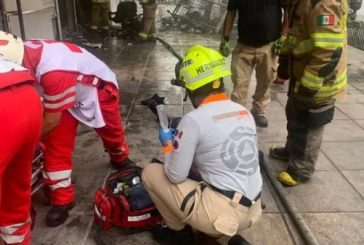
[348,20,364,51]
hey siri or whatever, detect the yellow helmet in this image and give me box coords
[179,45,231,91]
[0,31,24,64]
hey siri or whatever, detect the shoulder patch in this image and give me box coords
[317,15,335,26]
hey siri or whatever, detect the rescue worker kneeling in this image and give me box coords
[142,46,262,244]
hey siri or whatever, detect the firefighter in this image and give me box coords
[90,0,110,31]
[138,0,157,39]
[142,46,262,244]
[269,0,348,186]
[0,31,135,227]
[0,33,43,245]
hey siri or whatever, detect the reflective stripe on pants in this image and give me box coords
[43,83,129,205]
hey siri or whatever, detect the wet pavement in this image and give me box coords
[28,18,364,245]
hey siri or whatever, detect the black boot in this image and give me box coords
[111,158,139,170]
[251,113,268,128]
[228,235,251,245]
[46,203,75,227]
[269,146,290,161]
[152,224,195,245]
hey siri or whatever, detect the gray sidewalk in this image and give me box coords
[29,33,364,245]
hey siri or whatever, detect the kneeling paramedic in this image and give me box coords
[0,31,135,228]
[142,46,262,244]
[0,54,43,243]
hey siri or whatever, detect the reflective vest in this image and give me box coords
[283,0,348,102]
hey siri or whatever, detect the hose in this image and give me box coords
[259,152,320,245]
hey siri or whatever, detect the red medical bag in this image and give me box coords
[94,167,162,230]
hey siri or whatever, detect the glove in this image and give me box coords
[276,54,290,82]
[293,85,318,111]
[159,127,175,146]
[219,36,230,57]
[272,35,287,56]
[138,32,154,41]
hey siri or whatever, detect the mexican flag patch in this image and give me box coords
[317,15,335,26]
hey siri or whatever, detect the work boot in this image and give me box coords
[228,235,252,245]
[278,170,310,187]
[111,157,139,170]
[251,112,268,128]
[46,203,75,227]
[269,146,290,161]
[151,223,195,245]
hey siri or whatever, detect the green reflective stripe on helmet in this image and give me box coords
[182,69,214,87]
[179,45,231,91]
[301,69,325,90]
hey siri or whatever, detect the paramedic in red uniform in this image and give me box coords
[0,31,135,227]
[0,33,43,245]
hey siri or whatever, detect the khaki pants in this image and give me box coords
[90,2,110,30]
[142,164,262,237]
[142,3,157,34]
[231,42,278,115]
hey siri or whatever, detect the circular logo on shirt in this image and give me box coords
[220,126,258,176]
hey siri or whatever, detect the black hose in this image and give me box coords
[153,36,183,61]
[259,152,320,245]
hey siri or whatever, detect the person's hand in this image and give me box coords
[274,54,289,84]
[159,127,175,146]
[219,36,230,57]
[272,35,287,56]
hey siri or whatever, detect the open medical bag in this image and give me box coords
[94,167,162,230]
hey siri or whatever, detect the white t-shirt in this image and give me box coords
[164,94,262,200]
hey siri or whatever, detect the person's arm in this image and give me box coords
[280,6,288,36]
[219,0,237,56]
[163,115,200,184]
[42,111,62,139]
[40,71,77,138]
[222,10,236,38]
[298,0,347,94]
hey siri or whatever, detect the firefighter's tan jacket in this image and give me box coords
[284,0,348,103]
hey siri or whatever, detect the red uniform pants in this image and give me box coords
[43,83,129,205]
[0,84,43,245]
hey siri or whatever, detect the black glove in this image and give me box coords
[277,54,290,80]
[293,85,318,111]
